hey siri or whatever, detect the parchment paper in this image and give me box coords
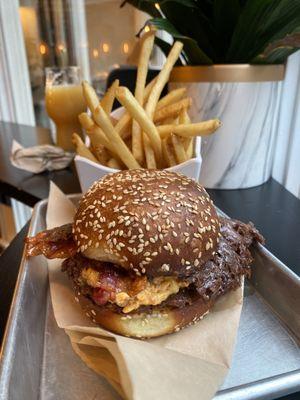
[46,182,244,400]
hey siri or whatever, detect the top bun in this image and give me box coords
[73,170,220,277]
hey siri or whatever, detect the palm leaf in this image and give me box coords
[150,18,213,64]
[147,0,197,6]
[126,0,300,64]
[159,1,218,60]
[253,31,300,63]
[120,0,161,18]
[227,0,300,62]
[213,0,241,61]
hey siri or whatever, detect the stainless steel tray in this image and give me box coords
[1,196,300,400]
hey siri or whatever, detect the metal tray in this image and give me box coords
[0,196,300,400]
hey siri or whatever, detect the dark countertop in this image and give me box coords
[0,120,299,400]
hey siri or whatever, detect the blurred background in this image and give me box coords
[18,0,165,128]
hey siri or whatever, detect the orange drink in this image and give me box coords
[45,67,86,151]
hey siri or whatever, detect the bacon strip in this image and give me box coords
[25,223,77,259]
[62,254,147,306]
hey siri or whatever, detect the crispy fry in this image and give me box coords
[162,137,177,167]
[78,112,116,155]
[72,133,98,163]
[82,81,99,113]
[157,119,221,139]
[171,134,187,164]
[93,104,140,169]
[156,87,186,110]
[145,41,183,119]
[186,138,194,159]
[114,112,132,139]
[154,97,192,123]
[90,144,110,164]
[101,79,119,115]
[143,133,156,169]
[179,109,193,158]
[114,77,157,139]
[107,158,122,170]
[132,29,155,164]
[83,82,140,169]
[132,121,143,163]
[116,87,162,161]
[179,108,190,125]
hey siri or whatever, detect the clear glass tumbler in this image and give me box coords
[45,66,86,151]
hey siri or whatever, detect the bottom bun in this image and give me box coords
[75,287,214,338]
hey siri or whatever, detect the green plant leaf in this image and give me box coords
[252,31,300,63]
[147,0,197,7]
[227,0,300,62]
[159,2,218,60]
[213,0,241,61]
[120,0,161,18]
[154,37,184,65]
[125,0,300,64]
[149,18,213,64]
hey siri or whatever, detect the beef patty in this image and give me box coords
[62,217,263,314]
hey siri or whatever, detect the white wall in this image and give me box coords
[0,0,34,231]
[272,51,300,199]
[0,0,35,125]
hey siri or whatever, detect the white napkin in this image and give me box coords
[10,140,73,173]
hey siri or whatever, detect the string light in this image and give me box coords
[39,43,47,55]
[155,3,160,10]
[92,48,99,58]
[144,25,150,33]
[57,43,65,52]
[102,43,110,53]
[123,42,129,54]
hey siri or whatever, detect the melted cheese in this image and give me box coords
[117,276,188,313]
[80,268,188,313]
[81,268,100,287]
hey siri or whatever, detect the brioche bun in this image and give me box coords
[73,170,220,278]
[76,285,213,338]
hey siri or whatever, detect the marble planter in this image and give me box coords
[170,65,285,189]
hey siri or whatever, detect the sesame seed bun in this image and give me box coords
[76,285,213,338]
[73,170,220,277]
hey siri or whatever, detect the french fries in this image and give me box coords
[145,41,183,119]
[156,87,186,110]
[162,137,177,167]
[91,144,109,165]
[154,97,192,123]
[78,113,116,155]
[93,104,141,169]
[157,119,221,139]
[171,134,187,164]
[143,133,157,169]
[74,35,221,171]
[101,79,119,115]
[107,158,123,170]
[179,109,194,159]
[83,80,141,169]
[114,77,157,139]
[116,86,162,162]
[82,81,99,113]
[72,133,98,163]
[132,29,155,164]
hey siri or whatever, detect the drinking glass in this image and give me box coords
[45,66,86,151]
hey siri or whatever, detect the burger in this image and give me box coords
[26,170,263,338]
